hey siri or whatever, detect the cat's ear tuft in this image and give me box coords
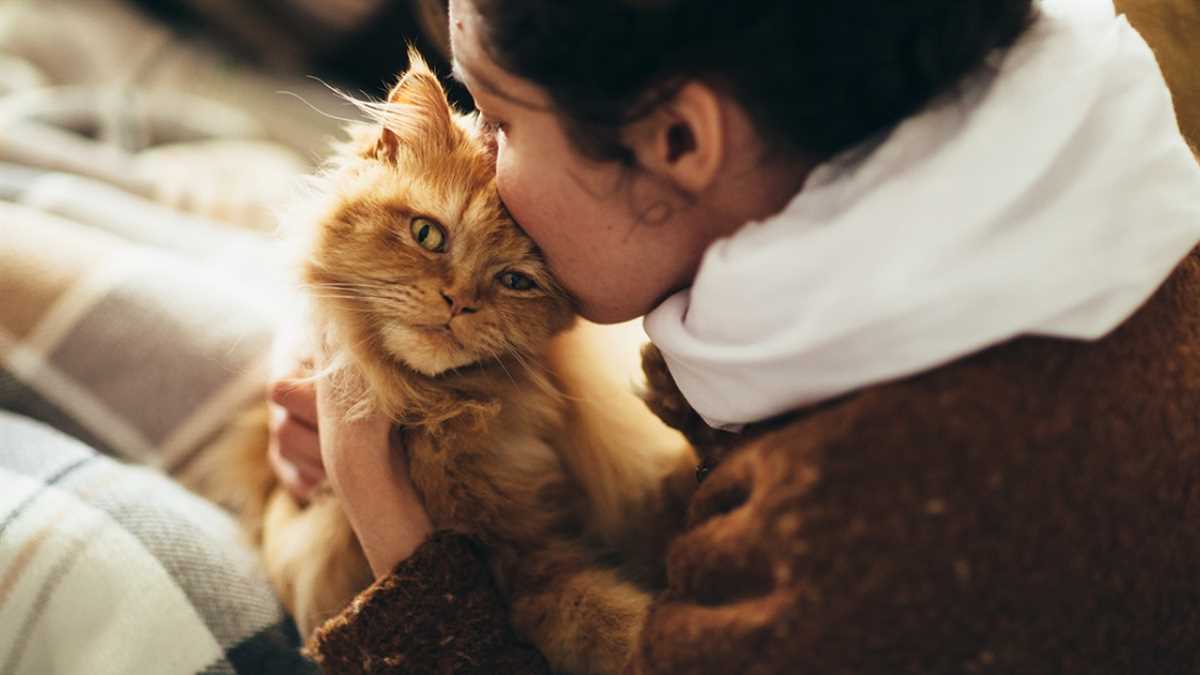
[385,49,447,111]
[369,48,455,163]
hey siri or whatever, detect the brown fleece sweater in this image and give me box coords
[310,4,1200,673]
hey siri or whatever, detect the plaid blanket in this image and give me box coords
[0,411,318,675]
[0,199,320,674]
[0,3,411,672]
[0,200,280,472]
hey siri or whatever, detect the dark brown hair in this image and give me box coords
[471,0,1036,165]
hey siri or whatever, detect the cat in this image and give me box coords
[195,51,696,675]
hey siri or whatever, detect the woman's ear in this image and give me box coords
[623,82,725,196]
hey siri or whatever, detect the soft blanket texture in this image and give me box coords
[0,202,277,471]
[0,199,311,673]
[0,411,317,675]
[0,1,361,670]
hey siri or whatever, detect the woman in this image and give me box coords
[270,0,1200,672]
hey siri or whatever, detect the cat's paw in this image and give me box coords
[640,343,734,459]
[639,342,691,432]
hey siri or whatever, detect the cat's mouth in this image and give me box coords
[415,323,464,349]
[380,321,481,377]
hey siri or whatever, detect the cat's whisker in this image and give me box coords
[275,88,362,126]
[487,347,518,386]
[307,293,381,300]
[306,292,403,304]
[357,277,405,287]
[305,292,376,299]
[503,343,568,403]
[505,340,537,372]
[351,329,380,354]
[301,283,399,294]
[300,278,401,288]
[504,343,539,381]
[472,334,517,379]
[299,283,362,289]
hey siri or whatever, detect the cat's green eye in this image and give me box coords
[498,271,536,291]
[410,217,446,252]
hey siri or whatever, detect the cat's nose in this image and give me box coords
[441,291,478,316]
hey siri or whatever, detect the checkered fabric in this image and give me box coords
[0,199,280,474]
[0,411,318,675]
[0,192,309,673]
[0,2,352,668]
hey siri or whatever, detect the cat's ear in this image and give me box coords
[370,48,455,162]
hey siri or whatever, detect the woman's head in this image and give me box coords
[448,0,1035,323]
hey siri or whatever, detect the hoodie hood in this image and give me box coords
[645,2,1200,430]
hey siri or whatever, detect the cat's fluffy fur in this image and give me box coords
[199,52,695,675]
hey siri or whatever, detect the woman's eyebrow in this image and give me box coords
[450,59,549,111]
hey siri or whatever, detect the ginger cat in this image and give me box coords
[199,52,695,675]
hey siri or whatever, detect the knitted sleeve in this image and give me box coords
[307,531,554,675]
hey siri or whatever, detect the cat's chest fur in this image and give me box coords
[402,372,587,549]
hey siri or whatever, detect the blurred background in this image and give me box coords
[0,0,470,480]
[0,0,460,233]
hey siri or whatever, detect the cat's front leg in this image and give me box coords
[261,489,374,639]
[508,555,652,675]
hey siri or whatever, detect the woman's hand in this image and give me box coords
[267,313,434,577]
[314,371,434,578]
[267,320,325,501]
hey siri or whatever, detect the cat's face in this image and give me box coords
[306,53,575,377]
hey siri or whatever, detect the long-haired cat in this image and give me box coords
[197,52,695,675]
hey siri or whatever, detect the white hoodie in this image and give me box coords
[644,1,1200,430]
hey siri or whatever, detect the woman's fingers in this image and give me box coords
[269,377,319,429]
[264,308,327,500]
[271,408,325,469]
[274,420,323,472]
[268,380,325,499]
[268,423,324,499]
[269,440,314,500]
